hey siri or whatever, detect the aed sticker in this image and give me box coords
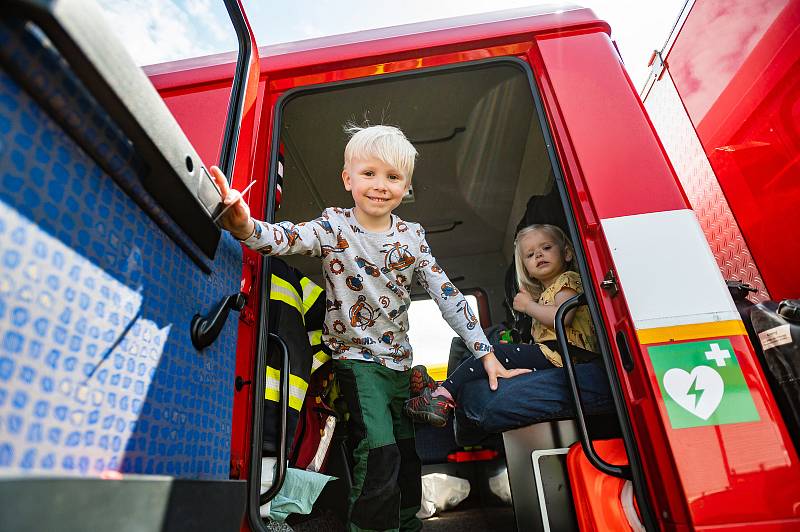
[647,339,760,429]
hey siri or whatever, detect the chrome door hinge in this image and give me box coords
[601,269,619,296]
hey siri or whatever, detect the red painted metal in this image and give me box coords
[528,35,690,527]
[225,6,263,523]
[536,31,689,221]
[146,7,608,89]
[159,83,232,169]
[535,24,800,529]
[667,0,800,301]
[148,4,800,530]
[643,335,800,528]
[188,0,266,508]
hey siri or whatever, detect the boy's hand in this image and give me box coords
[512,291,534,315]
[210,166,255,239]
[481,351,531,391]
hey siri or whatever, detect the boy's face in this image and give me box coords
[342,156,410,230]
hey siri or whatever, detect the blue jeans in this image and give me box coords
[454,359,613,434]
[442,341,599,397]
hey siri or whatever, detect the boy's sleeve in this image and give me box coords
[414,233,493,359]
[241,212,330,257]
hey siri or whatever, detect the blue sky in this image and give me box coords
[98,0,687,90]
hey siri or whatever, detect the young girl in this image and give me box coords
[405,224,599,427]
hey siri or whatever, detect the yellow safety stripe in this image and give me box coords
[636,320,746,345]
[308,330,323,347]
[299,277,323,315]
[311,349,331,375]
[270,275,304,319]
[264,366,308,411]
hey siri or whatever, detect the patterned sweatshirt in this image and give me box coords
[242,207,493,371]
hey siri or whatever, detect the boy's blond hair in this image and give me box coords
[514,224,576,300]
[343,124,418,182]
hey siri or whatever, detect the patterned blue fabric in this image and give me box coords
[0,24,242,479]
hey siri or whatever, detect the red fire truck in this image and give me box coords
[641,0,800,304]
[1,1,798,531]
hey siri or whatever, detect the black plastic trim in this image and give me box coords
[191,293,247,350]
[0,476,246,532]
[6,0,224,260]
[616,330,635,373]
[218,0,253,181]
[246,264,293,529]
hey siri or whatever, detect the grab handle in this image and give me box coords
[555,293,631,479]
[259,333,290,505]
[190,293,246,350]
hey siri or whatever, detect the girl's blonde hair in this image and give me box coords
[343,124,418,182]
[514,224,576,300]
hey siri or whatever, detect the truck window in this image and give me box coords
[407,294,480,379]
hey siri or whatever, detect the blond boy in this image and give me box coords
[212,125,526,531]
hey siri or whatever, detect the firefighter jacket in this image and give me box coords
[262,258,326,453]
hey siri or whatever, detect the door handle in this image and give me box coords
[191,293,247,350]
[555,293,632,480]
[260,333,290,505]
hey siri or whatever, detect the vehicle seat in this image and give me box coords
[505,184,569,335]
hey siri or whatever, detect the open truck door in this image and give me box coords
[0,1,260,530]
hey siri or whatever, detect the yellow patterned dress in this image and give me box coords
[532,271,599,367]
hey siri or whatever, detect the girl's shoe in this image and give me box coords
[404,388,453,427]
[409,365,437,396]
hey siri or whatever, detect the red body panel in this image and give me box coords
[536,32,688,221]
[667,0,800,301]
[531,33,690,525]
[159,83,232,167]
[537,27,800,527]
[645,335,800,528]
[148,6,800,530]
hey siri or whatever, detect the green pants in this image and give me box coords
[335,360,422,532]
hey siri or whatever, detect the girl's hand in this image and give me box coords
[481,351,532,391]
[512,290,534,315]
[210,166,255,239]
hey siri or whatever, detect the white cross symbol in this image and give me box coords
[705,343,731,367]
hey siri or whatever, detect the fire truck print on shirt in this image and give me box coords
[243,208,493,370]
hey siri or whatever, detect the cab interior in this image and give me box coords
[263,59,624,531]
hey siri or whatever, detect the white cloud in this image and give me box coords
[96,0,235,66]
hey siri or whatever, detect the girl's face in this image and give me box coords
[518,229,572,287]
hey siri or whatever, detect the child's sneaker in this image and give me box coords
[404,388,453,427]
[409,365,437,396]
